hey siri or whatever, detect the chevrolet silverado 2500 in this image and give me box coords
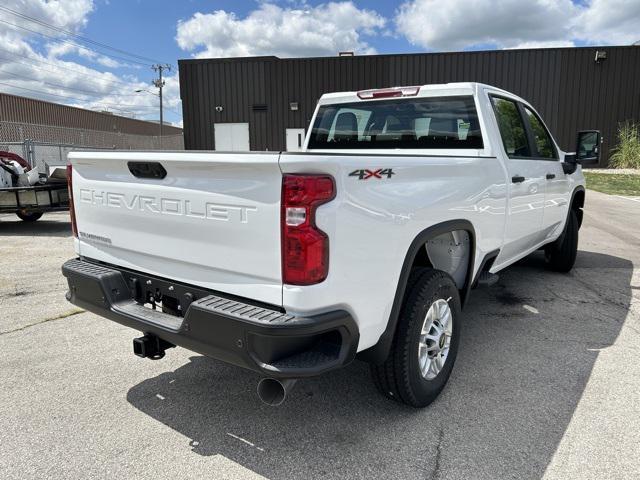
[62,83,600,407]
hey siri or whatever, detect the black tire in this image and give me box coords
[16,211,43,222]
[544,209,578,273]
[371,268,462,408]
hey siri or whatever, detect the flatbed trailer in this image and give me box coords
[0,183,69,221]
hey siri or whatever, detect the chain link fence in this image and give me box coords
[1,140,111,174]
[0,121,184,151]
[1,121,184,176]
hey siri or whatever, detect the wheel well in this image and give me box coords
[417,230,471,290]
[571,188,585,228]
[411,245,433,269]
[358,220,476,364]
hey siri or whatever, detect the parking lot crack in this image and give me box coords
[0,308,84,335]
[0,288,31,299]
[571,276,634,307]
[426,427,445,480]
[543,282,632,318]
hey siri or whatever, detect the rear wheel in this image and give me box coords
[16,210,43,222]
[371,268,461,408]
[544,209,578,273]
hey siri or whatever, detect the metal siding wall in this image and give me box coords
[179,47,640,164]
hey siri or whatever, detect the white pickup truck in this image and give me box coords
[62,83,600,407]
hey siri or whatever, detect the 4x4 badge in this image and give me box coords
[349,168,395,180]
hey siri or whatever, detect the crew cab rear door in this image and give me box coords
[69,151,283,306]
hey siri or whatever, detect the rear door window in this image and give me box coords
[308,96,484,150]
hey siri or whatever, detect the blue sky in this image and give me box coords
[79,1,415,63]
[0,0,638,126]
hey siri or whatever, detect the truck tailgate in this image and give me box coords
[69,151,283,306]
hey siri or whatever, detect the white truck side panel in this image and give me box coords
[279,153,508,351]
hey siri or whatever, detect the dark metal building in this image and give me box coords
[179,46,640,165]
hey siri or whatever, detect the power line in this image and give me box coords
[0,80,93,100]
[0,47,141,89]
[0,80,163,109]
[0,18,153,67]
[0,51,181,110]
[0,47,182,106]
[0,79,181,117]
[0,5,169,65]
[0,67,144,97]
[0,54,184,110]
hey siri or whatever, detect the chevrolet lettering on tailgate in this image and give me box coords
[79,188,257,223]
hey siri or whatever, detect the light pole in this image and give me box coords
[136,87,164,148]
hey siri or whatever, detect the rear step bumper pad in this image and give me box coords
[62,258,359,378]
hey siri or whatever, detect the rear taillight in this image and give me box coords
[66,164,77,238]
[281,174,335,285]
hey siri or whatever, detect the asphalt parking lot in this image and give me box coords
[1,189,638,480]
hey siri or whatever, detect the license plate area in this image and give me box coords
[141,291,183,317]
[124,273,204,319]
[108,262,281,319]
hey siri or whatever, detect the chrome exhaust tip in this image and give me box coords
[256,378,297,406]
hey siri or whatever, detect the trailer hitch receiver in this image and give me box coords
[133,334,174,360]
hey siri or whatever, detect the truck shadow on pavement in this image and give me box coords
[127,250,633,480]
[0,215,71,238]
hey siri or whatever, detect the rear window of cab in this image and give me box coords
[307,96,483,150]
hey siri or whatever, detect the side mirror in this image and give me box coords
[562,153,577,174]
[576,130,601,165]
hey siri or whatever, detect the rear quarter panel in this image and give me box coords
[279,153,508,351]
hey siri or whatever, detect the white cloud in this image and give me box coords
[0,0,181,124]
[508,41,576,50]
[395,0,640,51]
[176,2,386,58]
[574,0,640,45]
[1,0,94,34]
[395,0,578,51]
[46,42,127,68]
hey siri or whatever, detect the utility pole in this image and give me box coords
[152,64,171,147]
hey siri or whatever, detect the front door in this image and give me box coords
[520,105,571,239]
[490,96,547,264]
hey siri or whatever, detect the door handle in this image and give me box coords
[546,173,556,180]
[511,175,525,183]
[128,161,167,179]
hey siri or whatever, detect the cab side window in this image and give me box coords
[523,107,556,159]
[491,97,530,158]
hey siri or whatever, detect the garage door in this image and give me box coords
[214,123,250,151]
